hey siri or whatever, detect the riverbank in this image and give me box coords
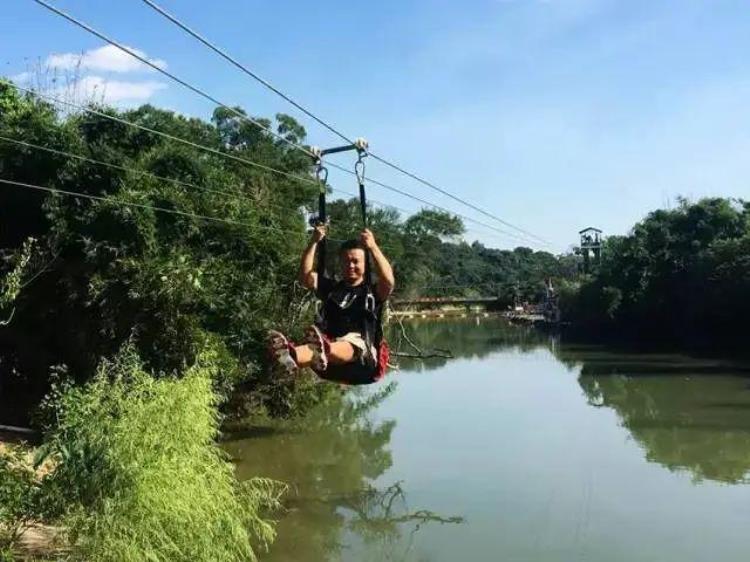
[393,304,749,360]
[392,309,500,320]
[553,322,750,359]
[391,307,555,325]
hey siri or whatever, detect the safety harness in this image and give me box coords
[310,140,389,385]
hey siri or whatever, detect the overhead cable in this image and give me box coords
[0,136,359,223]
[367,153,552,245]
[0,176,306,235]
[0,135,249,202]
[6,83,317,186]
[6,84,534,246]
[0,177,401,252]
[329,188,526,243]
[1,134,502,242]
[137,0,551,246]
[30,0,315,158]
[29,0,546,248]
[1,135,503,243]
[139,0,355,147]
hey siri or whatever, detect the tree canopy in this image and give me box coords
[560,197,750,351]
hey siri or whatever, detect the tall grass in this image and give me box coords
[0,445,41,559]
[40,345,285,562]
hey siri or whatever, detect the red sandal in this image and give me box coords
[266,330,298,376]
[303,325,329,373]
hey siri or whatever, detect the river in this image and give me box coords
[225,317,750,562]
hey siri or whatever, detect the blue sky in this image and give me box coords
[2,0,750,252]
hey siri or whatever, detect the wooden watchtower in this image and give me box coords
[579,227,602,273]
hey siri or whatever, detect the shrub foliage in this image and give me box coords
[38,346,285,562]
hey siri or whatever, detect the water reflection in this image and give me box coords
[555,346,750,484]
[402,317,750,484]
[225,383,463,561]
[389,316,553,372]
[231,317,750,561]
[338,481,464,562]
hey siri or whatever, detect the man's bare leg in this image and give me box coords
[328,341,356,364]
[293,342,356,367]
[294,344,313,367]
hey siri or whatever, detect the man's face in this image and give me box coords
[341,249,366,285]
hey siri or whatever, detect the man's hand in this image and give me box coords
[311,224,328,243]
[360,228,377,250]
[300,224,327,290]
[360,228,394,300]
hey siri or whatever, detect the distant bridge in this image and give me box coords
[391,296,501,308]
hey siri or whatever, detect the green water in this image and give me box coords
[225,318,750,562]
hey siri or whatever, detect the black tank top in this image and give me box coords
[316,277,372,338]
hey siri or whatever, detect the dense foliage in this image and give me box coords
[0,81,326,422]
[560,198,750,350]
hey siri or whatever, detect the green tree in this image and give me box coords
[0,83,321,422]
[560,197,750,350]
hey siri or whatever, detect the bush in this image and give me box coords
[39,345,285,562]
[0,445,41,555]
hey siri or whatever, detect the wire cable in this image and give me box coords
[328,187,524,243]
[6,83,318,186]
[0,135,248,202]
[353,172,532,244]
[30,0,548,248]
[30,0,316,159]
[139,0,354,147]
[136,0,552,246]
[0,176,308,235]
[6,84,535,246]
[0,176,402,252]
[1,134,494,241]
[367,152,552,245]
[2,135,505,243]
[0,136,351,222]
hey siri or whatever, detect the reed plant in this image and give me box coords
[39,345,285,562]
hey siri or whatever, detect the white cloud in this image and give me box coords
[60,76,167,104]
[10,71,31,84]
[9,44,168,105]
[46,44,167,74]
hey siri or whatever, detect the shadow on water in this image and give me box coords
[225,383,463,561]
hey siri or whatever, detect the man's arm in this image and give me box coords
[299,225,327,290]
[361,229,395,301]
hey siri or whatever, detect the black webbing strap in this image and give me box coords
[355,149,373,287]
[315,159,328,280]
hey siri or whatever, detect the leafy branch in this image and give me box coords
[0,238,36,327]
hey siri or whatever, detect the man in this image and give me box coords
[267,225,395,376]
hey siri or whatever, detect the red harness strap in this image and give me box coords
[311,337,390,385]
[374,340,390,381]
